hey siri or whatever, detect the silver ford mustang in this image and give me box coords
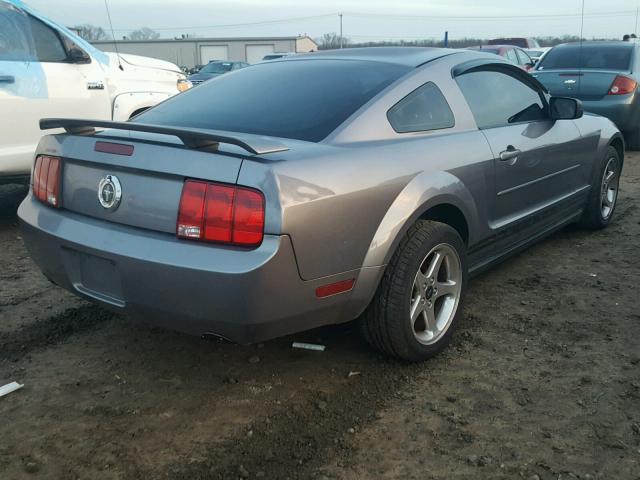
[18,48,623,361]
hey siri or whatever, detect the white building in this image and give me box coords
[93,36,318,68]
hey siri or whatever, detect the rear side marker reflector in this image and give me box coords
[33,155,62,208]
[177,180,265,247]
[316,279,356,298]
[95,141,134,156]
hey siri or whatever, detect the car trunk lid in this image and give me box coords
[38,118,289,235]
[534,69,625,100]
[58,133,246,234]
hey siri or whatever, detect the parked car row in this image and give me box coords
[466,45,535,71]
[467,39,640,150]
[185,54,297,85]
[187,60,250,85]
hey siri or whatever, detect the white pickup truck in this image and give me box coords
[0,0,190,184]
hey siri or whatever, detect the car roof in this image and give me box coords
[285,47,461,67]
[554,41,634,49]
[469,45,517,50]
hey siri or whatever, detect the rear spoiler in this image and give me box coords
[39,118,289,155]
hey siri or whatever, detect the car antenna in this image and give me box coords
[577,0,585,93]
[104,0,124,71]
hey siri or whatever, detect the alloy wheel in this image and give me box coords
[409,243,462,345]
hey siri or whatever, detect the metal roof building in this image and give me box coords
[92,36,318,68]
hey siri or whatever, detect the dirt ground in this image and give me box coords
[1,153,639,480]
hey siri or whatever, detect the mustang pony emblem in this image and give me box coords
[98,175,122,211]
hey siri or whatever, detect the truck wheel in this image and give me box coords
[361,220,467,362]
[579,146,621,230]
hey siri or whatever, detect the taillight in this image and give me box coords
[177,180,265,247]
[32,155,62,208]
[609,75,637,95]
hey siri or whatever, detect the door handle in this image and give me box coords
[0,75,15,84]
[499,146,521,162]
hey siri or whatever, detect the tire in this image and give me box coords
[579,146,621,230]
[361,220,467,362]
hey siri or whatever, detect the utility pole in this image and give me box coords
[444,31,449,47]
[339,13,343,48]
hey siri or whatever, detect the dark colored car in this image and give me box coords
[534,42,640,149]
[467,45,534,71]
[488,37,541,49]
[187,61,249,85]
[19,48,623,362]
[262,52,296,61]
[188,64,204,75]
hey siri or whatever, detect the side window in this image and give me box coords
[456,69,547,129]
[516,49,532,66]
[0,3,36,61]
[27,14,67,62]
[387,82,455,133]
[505,49,519,65]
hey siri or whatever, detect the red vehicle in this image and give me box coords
[466,45,535,72]
[488,37,541,49]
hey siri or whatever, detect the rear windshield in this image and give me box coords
[537,44,633,71]
[136,59,409,142]
[201,62,233,74]
[489,38,526,48]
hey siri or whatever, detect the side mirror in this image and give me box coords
[67,47,91,64]
[550,96,583,120]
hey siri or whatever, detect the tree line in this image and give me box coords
[72,24,160,41]
[316,33,618,50]
[72,26,617,48]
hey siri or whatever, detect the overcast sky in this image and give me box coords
[25,0,640,41]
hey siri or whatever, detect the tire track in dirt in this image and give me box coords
[159,357,411,479]
[0,305,113,363]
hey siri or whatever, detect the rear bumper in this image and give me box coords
[18,195,379,343]
[581,94,640,133]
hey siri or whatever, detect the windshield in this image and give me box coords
[201,62,233,74]
[538,44,633,71]
[136,59,409,142]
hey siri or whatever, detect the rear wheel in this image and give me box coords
[579,146,621,229]
[361,220,467,362]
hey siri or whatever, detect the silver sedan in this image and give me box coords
[19,47,623,361]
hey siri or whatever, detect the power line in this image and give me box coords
[345,10,636,20]
[109,13,337,32]
[105,9,635,33]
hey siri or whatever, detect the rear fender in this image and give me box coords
[362,170,478,269]
[345,171,478,320]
